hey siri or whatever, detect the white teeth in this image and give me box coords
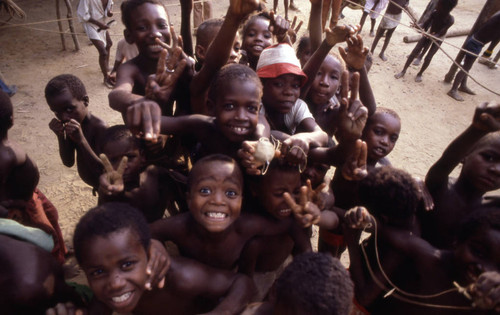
[206,212,227,219]
[231,126,247,133]
[279,209,291,215]
[112,292,131,303]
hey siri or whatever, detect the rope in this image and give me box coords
[343,0,500,96]
[358,216,475,310]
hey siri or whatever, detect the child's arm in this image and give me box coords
[301,25,357,99]
[49,118,76,167]
[339,35,376,116]
[426,102,500,193]
[65,119,103,168]
[308,0,322,52]
[180,0,194,57]
[190,0,259,114]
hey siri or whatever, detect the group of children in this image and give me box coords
[1,0,499,314]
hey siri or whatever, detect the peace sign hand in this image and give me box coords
[287,16,303,44]
[305,179,328,210]
[342,139,368,181]
[336,70,367,142]
[99,153,128,196]
[284,186,321,228]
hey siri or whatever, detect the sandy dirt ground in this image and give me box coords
[0,0,499,272]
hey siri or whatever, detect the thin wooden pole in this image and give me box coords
[55,0,66,50]
[64,0,80,51]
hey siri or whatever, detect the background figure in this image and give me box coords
[322,0,343,30]
[478,39,499,69]
[77,0,114,88]
[193,0,213,29]
[359,0,389,36]
[109,38,139,84]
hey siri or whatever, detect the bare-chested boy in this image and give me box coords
[45,74,107,190]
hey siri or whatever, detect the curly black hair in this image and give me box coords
[44,74,87,101]
[187,154,243,190]
[73,202,151,264]
[121,0,167,29]
[207,63,262,102]
[275,252,354,315]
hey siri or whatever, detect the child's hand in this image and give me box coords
[344,206,373,229]
[305,179,328,210]
[325,24,358,46]
[49,118,65,137]
[229,0,259,19]
[342,139,368,181]
[126,99,162,142]
[45,302,87,315]
[145,239,170,290]
[472,101,500,132]
[237,140,280,176]
[468,271,500,311]
[145,44,187,104]
[414,176,434,211]
[287,16,303,44]
[64,119,84,143]
[282,136,308,169]
[284,186,321,227]
[339,34,369,71]
[99,154,127,196]
[336,71,368,142]
[144,134,167,155]
[269,11,290,43]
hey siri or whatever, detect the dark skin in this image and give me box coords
[0,235,82,314]
[347,208,500,314]
[422,102,500,249]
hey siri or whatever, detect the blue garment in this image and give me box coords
[464,36,485,57]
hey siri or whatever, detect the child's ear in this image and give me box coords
[82,95,89,107]
[195,44,206,62]
[124,29,134,44]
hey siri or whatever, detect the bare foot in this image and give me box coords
[458,85,476,95]
[415,75,422,82]
[394,71,405,79]
[379,53,387,61]
[289,3,300,11]
[412,57,421,66]
[447,89,464,101]
[103,77,114,89]
[370,30,375,37]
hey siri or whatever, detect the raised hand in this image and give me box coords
[342,139,368,181]
[468,271,500,311]
[237,139,280,175]
[339,34,369,70]
[287,16,303,44]
[305,179,328,210]
[472,102,500,132]
[229,0,260,18]
[283,186,321,227]
[99,154,127,196]
[269,11,290,43]
[325,24,358,46]
[282,136,308,171]
[336,70,368,142]
[49,118,65,138]
[64,119,85,143]
[145,239,170,290]
[344,206,373,229]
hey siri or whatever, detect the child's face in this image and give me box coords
[47,88,88,123]
[454,227,500,284]
[102,138,143,185]
[258,169,301,219]
[80,229,148,313]
[297,45,312,68]
[228,32,242,64]
[262,74,301,114]
[308,55,342,106]
[362,113,401,162]
[242,18,272,59]
[214,80,261,142]
[188,161,243,233]
[125,3,171,60]
[460,140,500,193]
[301,162,329,188]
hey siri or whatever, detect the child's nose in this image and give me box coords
[108,272,126,290]
[235,108,247,120]
[489,163,500,175]
[320,75,329,86]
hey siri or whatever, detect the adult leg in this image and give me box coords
[90,39,110,85]
[359,11,369,33]
[448,54,476,101]
[395,38,427,79]
[379,27,395,61]
[193,1,202,28]
[415,40,440,82]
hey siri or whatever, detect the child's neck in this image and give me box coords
[136,54,161,75]
[454,176,485,203]
[190,214,235,241]
[264,105,286,132]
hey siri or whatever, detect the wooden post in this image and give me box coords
[444,0,500,83]
[63,0,80,51]
[55,0,66,50]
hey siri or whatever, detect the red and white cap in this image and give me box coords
[256,43,308,86]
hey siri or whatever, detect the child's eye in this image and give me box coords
[90,269,105,278]
[373,128,384,135]
[224,103,234,111]
[225,190,238,198]
[247,105,258,113]
[480,153,498,162]
[330,75,339,80]
[292,83,301,89]
[121,261,136,270]
[158,22,168,29]
[273,81,284,88]
[264,32,272,39]
[246,31,256,37]
[390,135,399,143]
[200,187,211,194]
[65,107,74,113]
[136,25,147,31]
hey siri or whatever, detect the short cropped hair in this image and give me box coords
[366,107,401,126]
[296,36,311,57]
[457,207,500,243]
[0,90,13,136]
[45,74,87,101]
[187,154,243,189]
[207,63,263,102]
[121,0,167,29]
[467,131,500,156]
[196,18,223,49]
[359,166,419,226]
[100,125,141,152]
[73,202,151,264]
[275,252,354,315]
[242,12,271,37]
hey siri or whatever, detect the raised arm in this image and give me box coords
[426,102,500,193]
